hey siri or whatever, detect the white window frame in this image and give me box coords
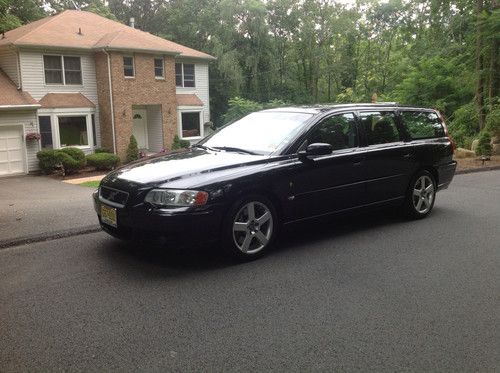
[43,55,83,86]
[37,108,95,150]
[177,108,203,140]
[123,55,135,78]
[175,63,196,88]
[154,57,164,79]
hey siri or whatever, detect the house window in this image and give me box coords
[91,114,96,147]
[63,56,82,85]
[123,56,134,77]
[154,58,164,78]
[181,112,201,138]
[44,56,63,84]
[175,63,195,87]
[44,55,82,85]
[58,116,88,147]
[39,116,53,149]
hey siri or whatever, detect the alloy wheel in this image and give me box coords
[412,175,435,214]
[232,201,274,254]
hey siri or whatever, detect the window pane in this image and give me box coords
[91,114,96,147]
[63,57,82,84]
[154,58,163,77]
[175,63,182,86]
[183,63,195,87]
[309,113,358,150]
[359,111,400,145]
[39,116,52,149]
[123,57,134,77]
[59,116,88,146]
[181,112,200,137]
[401,111,444,139]
[44,56,62,84]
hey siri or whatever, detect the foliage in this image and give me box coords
[475,131,492,156]
[126,135,139,163]
[94,147,111,153]
[36,149,65,173]
[171,135,190,150]
[79,180,101,188]
[59,147,86,173]
[485,103,500,136]
[221,97,286,125]
[448,102,479,149]
[86,152,120,170]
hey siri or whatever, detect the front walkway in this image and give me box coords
[0,175,98,245]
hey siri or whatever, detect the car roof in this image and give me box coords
[262,103,436,114]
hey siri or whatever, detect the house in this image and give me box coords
[0,10,214,176]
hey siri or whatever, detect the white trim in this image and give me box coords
[123,55,135,78]
[0,105,41,110]
[37,110,94,149]
[42,54,84,86]
[132,108,149,149]
[154,56,164,79]
[175,62,196,88]
[0,124,28,176]
[178,109,203,140]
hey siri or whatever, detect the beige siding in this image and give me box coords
[19,48,101,147]
[0,47,19,86]
[146,105,163,152]
[0,110,39,171]
[175,61,210,123]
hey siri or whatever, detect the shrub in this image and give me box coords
[94,147,111,154]
[37,149,65,173]
[475,131,492,156]
[59,147,86,173]
[485,103,500,137]
[126,135,139,163]
[171,135,190,150]
[448,102,479,149]
[86,153,120,170]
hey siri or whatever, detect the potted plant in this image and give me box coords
[25,132,41,142]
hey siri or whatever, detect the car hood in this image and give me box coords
[105,148,269,185]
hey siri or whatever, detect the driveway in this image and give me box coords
[0,175,98,244]
[0,171,498,371]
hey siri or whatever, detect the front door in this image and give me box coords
[132,109,148,149]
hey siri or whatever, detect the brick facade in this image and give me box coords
[95,52,177,160]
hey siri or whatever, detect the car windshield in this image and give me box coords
[200,111,313,155]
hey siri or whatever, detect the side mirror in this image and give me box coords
[298,143,333,161]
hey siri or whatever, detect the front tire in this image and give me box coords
[222,195,277,260]
[405,170,436,219]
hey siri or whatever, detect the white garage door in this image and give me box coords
[0,126,25,176]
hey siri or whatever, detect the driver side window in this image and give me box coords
[308,113,358,151]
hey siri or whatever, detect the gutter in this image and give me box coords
[103,49,117,154]
[0,104,41,111]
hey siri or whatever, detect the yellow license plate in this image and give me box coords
[101,204,117,227]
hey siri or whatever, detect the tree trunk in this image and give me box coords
[475,0,486,131]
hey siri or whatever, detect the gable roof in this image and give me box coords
[0,69,39,109]
[0,10,215,60]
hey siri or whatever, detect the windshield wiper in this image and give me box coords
[212,146,257,155]
[191,144,217,151]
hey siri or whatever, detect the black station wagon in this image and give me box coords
[94,103,457,259]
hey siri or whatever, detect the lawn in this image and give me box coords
[79,180,101,188]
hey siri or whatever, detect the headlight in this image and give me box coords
[144,189,209,208]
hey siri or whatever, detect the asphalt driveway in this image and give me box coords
[0,170,498,371]
[0,175,98,245]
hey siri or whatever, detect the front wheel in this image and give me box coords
[405,170,436,219]
[222,195,277,260]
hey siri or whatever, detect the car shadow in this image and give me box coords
[99,204,450,276]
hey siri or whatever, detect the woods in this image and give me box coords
[1,0,498,149]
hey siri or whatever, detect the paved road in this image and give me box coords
[1,171,499,372]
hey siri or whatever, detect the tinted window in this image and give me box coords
[183,64,195,87]
[44,56,63,84]
[175,63,182,86]
[154,58,164,78]
[123,56,134,77]
[309,113,358,150]
[359,111,400,145]
[401,111,445,139]
[39,116,52,149]
[181,112,201,138]
[63,56,82,84]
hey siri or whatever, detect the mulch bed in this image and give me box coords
[455,155,500,172]
[46,168,107,181]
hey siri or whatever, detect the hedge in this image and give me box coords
[36,147,86,174]
[86,152,120,170]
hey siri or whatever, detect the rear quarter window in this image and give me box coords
[401,111,445,139]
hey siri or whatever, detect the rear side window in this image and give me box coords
[359,111,401,145]
[308,113,358,150]
[401,111,445,139]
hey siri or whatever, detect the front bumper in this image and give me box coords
[93,190,224,247]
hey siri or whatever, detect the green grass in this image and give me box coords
[79,180,101,188]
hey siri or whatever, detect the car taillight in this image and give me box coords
[436,110,455,153]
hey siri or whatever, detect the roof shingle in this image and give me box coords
[39,93,95,108]
[0,10,215,60]
[176,94,204,107]
[0,69,39,108]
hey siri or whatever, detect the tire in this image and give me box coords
[222,195,278,260]
[405,170,437,219]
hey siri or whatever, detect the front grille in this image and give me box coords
[99,186,129,207]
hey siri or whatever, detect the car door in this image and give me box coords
[357,110,417,204]
[288,112,367,221]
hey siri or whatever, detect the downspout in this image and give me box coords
[15,48,22,90]
[103,49,117,154]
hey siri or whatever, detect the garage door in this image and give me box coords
[0,126,25,176]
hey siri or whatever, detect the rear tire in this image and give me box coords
[222,195,277,260]
[405,170,436,219]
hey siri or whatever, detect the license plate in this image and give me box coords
[101,204,117,228]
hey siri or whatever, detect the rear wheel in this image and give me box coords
[223,195,277,260]
[405,170,436,219]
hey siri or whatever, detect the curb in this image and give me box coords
[455,165,500,175]
[0,225,102,250]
